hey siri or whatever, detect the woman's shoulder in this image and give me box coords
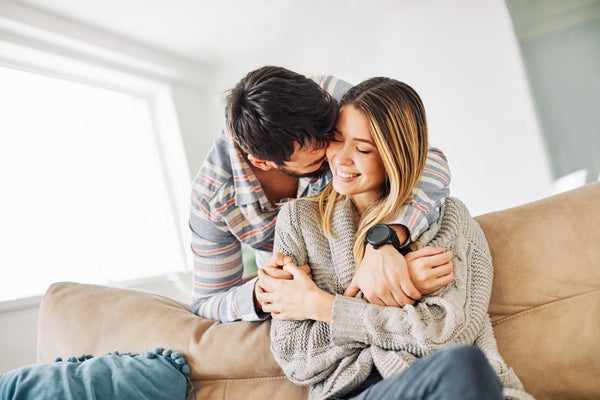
[416,197,477,247]
[277,198,320,228]
[279,197,319,216]
[443,197,473,220]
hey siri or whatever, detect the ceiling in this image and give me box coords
[11,0,600,83]
[11,0,410,74]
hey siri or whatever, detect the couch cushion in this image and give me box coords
[476,182,600,321]
[491,290,599,400]
[476,182,600,400]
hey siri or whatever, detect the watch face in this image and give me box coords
[368,224,391,244]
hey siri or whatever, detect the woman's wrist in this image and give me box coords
[309,290,335,323]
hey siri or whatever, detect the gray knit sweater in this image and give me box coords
[270,197,534,400]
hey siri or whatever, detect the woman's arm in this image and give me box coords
[267,201,366,386]
[330,199,493,355]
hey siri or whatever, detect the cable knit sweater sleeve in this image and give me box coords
[330,198,493,355]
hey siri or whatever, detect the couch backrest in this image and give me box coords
[37,183,600,400]
[476,182,600,400]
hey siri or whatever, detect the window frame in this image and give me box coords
[0,6,198,310]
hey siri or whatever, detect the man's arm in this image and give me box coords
[189,181,267,323]
[346,147,452,306]
[389,147,451,242]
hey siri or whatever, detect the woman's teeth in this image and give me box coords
[337,170,358,179]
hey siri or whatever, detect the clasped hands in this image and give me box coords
[255,245,454,321]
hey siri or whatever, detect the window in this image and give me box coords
[0,66,189,302]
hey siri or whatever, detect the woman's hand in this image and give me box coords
[257,263,334,322]
[254,252,311,313]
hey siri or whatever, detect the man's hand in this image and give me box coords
[343,245,454,307]
[257,263,333,322]
[344,244,420,306]
[253,252,311,313]
[405,247,454,294]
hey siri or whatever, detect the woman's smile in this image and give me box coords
[335,168,360,180]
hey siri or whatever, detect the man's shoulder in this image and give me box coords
[194,133,234,191]
[418,197,476,247]
[190,134,239,213]
[309,75,353,101]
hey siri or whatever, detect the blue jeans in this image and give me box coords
[331,345,503,400]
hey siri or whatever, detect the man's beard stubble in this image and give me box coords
[275,162,330,179]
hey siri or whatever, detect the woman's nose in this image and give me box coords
[333,148,353,166]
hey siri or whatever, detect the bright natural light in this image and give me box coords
[0,66,186,302]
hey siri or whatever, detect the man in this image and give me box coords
[189,66,453,322]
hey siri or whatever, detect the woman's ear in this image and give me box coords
[247,154,275,171]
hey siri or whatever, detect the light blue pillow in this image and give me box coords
[0,349,191,400]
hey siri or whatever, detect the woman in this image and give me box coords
[258,78,533,400]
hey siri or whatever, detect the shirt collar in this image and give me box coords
[226,135,272,210]
[226,132,333,210]
[297,171,332,198]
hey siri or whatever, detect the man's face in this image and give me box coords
[274,142,330,179]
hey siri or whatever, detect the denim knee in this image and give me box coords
[438,345,502,395]
[442,345,488,366]
[436,345,491,373]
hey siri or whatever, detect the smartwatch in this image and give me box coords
[365,224,410,255]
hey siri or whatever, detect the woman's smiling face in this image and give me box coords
[327,105,386,213]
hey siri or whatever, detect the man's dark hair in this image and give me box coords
[225,66,338,164]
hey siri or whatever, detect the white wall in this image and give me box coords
[0,304,39,372]
[196,0,553,216]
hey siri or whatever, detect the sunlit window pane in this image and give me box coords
[0,66,185,301]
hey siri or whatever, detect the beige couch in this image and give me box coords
[37,183,600,400]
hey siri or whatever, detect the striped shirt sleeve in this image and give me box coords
[189,192,267,323]
[188,149,269,323]
[391,147,451,242]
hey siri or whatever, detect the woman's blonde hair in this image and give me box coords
[317,77,428,264]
